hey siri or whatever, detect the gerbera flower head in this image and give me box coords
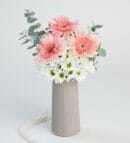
[48,16,78,38]
[71,32,100,58]
[37,35,63,63]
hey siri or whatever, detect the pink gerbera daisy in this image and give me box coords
[71,32,100,58]
[48,16,78,38]
[37,36,63,63]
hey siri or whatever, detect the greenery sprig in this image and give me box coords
[19,10,46,55]
[91,21,103,32]
[90,22,106,58]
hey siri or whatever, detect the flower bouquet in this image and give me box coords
[19,10,106,137]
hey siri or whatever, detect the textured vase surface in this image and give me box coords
[52,80,80,137]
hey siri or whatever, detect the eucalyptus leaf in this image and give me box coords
[27,17,37,23]
[24,11,35,17]
[28,23,41,36]
[38,30,46,36]
[32,53,38,56]
[27,44,35,49]
[19,31,25,35]
[22,39,30,45]
[91,27,96,32]
[32,32,40,44]
[99,48,106,57]
[19,34,26,40]
[28,29,34,36]
[95,25,103,28]
[91,24,103,32]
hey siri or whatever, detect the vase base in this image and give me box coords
[52,128,80,137]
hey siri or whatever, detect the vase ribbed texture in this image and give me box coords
[52,80,80,137]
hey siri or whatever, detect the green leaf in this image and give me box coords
[91,24,103,32]
[32,32,40,44]
[95,24,103,28]
[19,34,26,40]
[99,48,106,57]
[27,17,37,23]
[28,29,34,36]
[19,31,25,35]
[28,23,41,36]
[24,10,35,17]
[91,27,96,32]
[27,44,35,49]
[22,39,30,45]
[32,53,38,56]
[38,30,46,36]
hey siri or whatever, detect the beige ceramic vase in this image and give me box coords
[52,79,80,137]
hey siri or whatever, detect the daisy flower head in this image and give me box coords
[36,35,63,63]
[48,16,79,38]
[71,31,100,58]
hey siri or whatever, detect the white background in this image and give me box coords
[0,0,130,143]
